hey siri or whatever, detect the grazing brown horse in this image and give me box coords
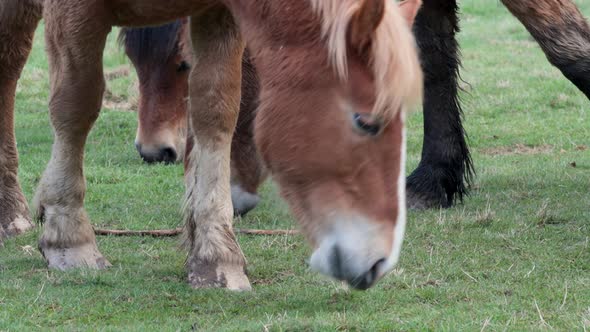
[2,0,424,291]
[3,0,590,289]
[121,1,590,216]
[121,19,191,164]
[120,22,265,215]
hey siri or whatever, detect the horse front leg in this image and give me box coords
[185,53,266,217]
[33,1,111,269]
[0,0,42,243]
[406,0,473,209]
[502,0,590,98]
[183,8,250,290]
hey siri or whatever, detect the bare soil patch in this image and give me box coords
[480,144,554,156]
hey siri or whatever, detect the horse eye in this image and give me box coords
[177,61,190,72]
[353,113,382,136]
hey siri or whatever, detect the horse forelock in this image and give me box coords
[118,20,183,66]
[308,0,423,120]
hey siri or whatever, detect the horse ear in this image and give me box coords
[398,0,422,27]
[348,0,385,56]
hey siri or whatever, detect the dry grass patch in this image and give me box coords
[480,143,554,156]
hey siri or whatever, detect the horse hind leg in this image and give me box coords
[183,8,250,290]
[231,53,266,217]
[33,1,111,269]
[406,0,473,209]
[502,0,590,98]
[0,0,42,243]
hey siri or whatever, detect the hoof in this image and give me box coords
[4,214,34,237]
[231,185,260,217]
[406,167,458,210]
[1,187,33,238]
[406,161,471,210]
[406,187,445,210]
[40,242,111,270]
[188,259,251,291]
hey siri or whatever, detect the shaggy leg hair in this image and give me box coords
[407,0,473,209]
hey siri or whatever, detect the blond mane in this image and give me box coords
[309,0,423,120]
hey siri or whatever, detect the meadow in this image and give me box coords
[1,1,589,330]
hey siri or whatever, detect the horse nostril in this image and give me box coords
[368,258,385,284]
[350,258,386,290]
[160,147,177,164]
[325,244,385,290]
[136,144,177,164]
[136,143,158,163]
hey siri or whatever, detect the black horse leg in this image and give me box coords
[407,0,473,209]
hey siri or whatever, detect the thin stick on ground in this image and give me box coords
[534,299,553,329]
[32,282,45,305]
[236,229,300,236]
[94,227,300,237]
[560,281,568,310]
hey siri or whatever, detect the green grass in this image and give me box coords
[2,1,590,330]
